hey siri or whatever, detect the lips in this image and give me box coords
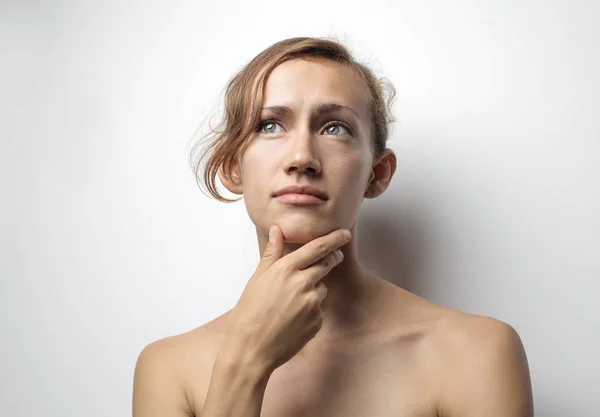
[273,185,328,200]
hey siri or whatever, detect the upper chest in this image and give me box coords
[258,334,441,417]
[189,324,445,417]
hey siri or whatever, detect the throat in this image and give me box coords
[311,274,389,345]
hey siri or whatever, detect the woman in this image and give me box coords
[133,36,533,417]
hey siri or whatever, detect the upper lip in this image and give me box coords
[274,185,328,200]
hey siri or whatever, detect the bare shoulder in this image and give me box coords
[133,333,193,417]
[133,310,234,417]
[429,310,534,417]
[431,309,524,352]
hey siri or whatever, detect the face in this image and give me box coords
[229,58,376,243]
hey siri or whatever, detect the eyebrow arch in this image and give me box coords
[261,103,360,120]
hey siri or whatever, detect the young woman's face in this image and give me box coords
[237,58,375,243]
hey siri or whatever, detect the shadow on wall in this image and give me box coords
[358,202,572,417]
[357,200,434,297]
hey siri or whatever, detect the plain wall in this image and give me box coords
[1,1,599,416]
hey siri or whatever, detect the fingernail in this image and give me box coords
[343,230,351,241]
[269,226,275,242]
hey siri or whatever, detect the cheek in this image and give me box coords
[334,159,371,201]
[240,146,271,181]
[344,152,371,181]
[239,152,277,201]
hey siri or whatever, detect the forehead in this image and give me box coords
[261,58,370,117]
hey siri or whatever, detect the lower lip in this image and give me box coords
[275,193,326,205]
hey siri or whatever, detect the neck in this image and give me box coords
[255,222,382,342]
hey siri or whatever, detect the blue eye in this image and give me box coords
[257,118,353,136]
[257,119,283,134]
[323,122,351,136]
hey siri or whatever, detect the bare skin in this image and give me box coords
[132,57,533,417]
[193,278,447,417]
[133,279,533,417]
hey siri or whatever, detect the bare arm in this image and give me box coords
[132,340,192,417]
[201,339,274,417]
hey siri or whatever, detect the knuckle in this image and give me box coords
[299,273,314,290]
[278,261,294,277]
[329,252,338,264]
[319,288,328,300]
[309,293,322,309]
[323,253,335,268]
[316,241,329,256]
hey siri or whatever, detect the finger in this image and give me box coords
[305,249,344,287]
[257,225,284,272]
[291,229,351,271]
[314,281,328,305]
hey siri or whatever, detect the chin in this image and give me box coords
[277,223,340,244]
[281,232,318,244]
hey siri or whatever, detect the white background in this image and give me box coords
[2,1,599,416]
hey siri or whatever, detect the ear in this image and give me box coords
[217,158,244,195]
[364,149,397,199]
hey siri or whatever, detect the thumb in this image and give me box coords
[258,225,284,270]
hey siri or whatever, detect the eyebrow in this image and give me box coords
[261,103,360,120]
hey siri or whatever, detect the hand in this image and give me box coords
[223,224,351,371]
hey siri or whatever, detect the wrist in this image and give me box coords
[216,338,275,384]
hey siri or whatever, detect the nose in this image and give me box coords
[282,130,322,176]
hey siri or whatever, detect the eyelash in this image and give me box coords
[256,118,353,136]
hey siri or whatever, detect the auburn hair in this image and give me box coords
[188,35,397,203]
